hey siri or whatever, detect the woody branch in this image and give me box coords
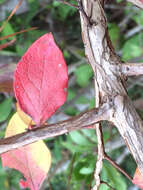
[0,103,113,155]
[0,0,143,185]
[78,0,143,181]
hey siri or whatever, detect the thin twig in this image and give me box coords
[77,0,105,189]
[92,124,104,190]
[67,153,76,189]
[116,148,129,164]
[57,0,78,9]
[0,0,24,32]
[0,38,16,50]
[125,25,143,39]
[0,27,38,41]
[104,154,132,182]
[92,59,104,190]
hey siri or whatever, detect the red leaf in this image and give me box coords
[132,168,143,189]
[14,33,68,126]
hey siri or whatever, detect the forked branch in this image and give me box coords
[78,0,143,178]
[0,103,113,155]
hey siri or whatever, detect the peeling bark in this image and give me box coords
[121,63,143,76]
[79,0,143,175]
[0,103,112,154]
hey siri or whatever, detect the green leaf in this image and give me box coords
[101,161,127,190]
[133,11,143,26]
[79,167,93,175]
[62,130,96,154]
[89,98,95,109]
[1,22,15,39]
[73,162,86,180]
[122,34,143,61]
[0,0,6,4]
[16,41,31,56]
[67,89,76,101]
[62,141,92,153]
[75,64,93,87]
[0,97,12,122]
[1,22,15,44]
[53,140,62,161]
[53,1,76,21]
[52,1,60,7]
[0,163,9,190]
[69,130,91,146]
[99,184,109,190]
[63,50,70,59]
[73,154,96,180]
[65,106,78,116]
[76,96,89,104]
[81,129,97,143]
[116,0,123,2]
[26,0,39,24]
[108,23,120,48]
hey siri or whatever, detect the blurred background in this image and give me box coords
[0,0,143,189]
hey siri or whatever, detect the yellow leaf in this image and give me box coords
[16,103,34,126]
[1,112,51,190]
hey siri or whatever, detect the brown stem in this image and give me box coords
[0,27,38,41]
[67,154,76,189]
[104,154,132,182]
[92,124,104,190]
[121,63,143,76]
[58,0,78,9]
[0,39,16,51]
[79,0,143,177]
[0,0,24,32]
[0,103,112,155]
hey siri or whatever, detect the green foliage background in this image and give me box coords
[0,0,142,189]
